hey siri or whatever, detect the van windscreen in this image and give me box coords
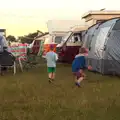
[55,36,63,44]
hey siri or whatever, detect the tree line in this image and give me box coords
[6,30,48,44]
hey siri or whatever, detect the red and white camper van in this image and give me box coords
[56,26,88,63]
[28,32,65,57]
[42,32,66,57]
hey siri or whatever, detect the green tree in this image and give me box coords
[19,30,44,44]
[6,35,16,42]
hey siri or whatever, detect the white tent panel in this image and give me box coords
[94,26,111,59]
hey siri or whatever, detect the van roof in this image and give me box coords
[71,25,88,32]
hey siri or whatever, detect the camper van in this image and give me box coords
[42,34,56,57]
[56,25,88,63]
[51,31,67,44]
[28,39,41,55]
[29,32,65,57]
[43,32,67,57]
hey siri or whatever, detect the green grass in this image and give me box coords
[0,64,120,120]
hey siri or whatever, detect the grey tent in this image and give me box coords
[83,23,100,49]
[81,31,86,44]
[86,17,120,75]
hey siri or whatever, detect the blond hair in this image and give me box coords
[79,47,86,53]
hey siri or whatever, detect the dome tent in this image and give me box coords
[83,23,100,49]
[86,17,120,75]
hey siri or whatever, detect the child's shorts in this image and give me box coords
[47,67,56,73]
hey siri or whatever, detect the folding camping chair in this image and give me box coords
[19,54,39,71]
[16,47,42,72]
[0,51,16,75]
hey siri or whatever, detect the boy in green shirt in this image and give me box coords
[45,45,58,83]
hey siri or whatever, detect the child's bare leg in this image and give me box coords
[51,72,55,80]
[75,76,80,86]
[80,69,86,80]
[51,68,56,81]
[48,73,53,83]
[48,73,52,78]
[82,73,86,80]
[73,74,78,83]
[77,77,84,87]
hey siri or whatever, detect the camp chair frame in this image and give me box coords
[17,54,41,71]
[0,61,16,75]
[0,51,16,75]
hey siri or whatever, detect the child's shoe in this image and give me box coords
[48,78,52,83]
[75,82,81,87]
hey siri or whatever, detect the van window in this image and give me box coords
[67,32,82,44]
[73,33,82,43]
[55,36,63,44]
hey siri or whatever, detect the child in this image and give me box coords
[45,45,58,83]
[72,47,86,87]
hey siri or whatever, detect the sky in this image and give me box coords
[0,0,120,37]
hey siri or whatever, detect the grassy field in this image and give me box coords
[0,64,120,120]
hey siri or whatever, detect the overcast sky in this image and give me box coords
[0,0,120,36]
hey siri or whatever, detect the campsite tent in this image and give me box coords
[86,17,120,75]
[83,23,100,49]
